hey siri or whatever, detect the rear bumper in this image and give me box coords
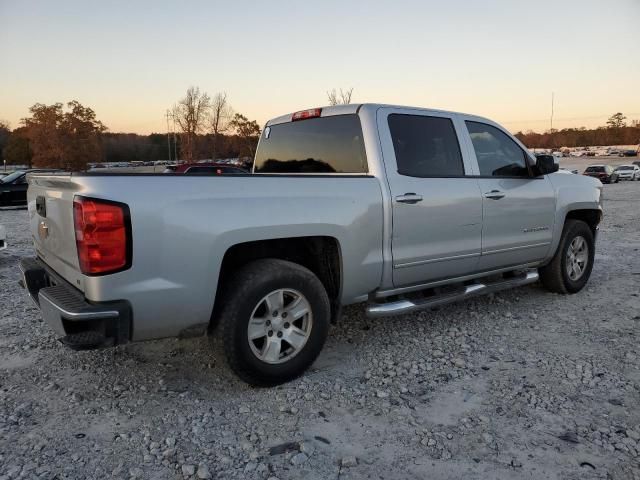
[19,257,131,350]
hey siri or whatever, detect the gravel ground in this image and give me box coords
[1,180,640,480]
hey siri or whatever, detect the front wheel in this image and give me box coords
[218,259,330,386]
[539,219,595,294]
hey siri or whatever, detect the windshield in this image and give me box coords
[616,166,632,170]
[0,171,26,183]
[585,166,604,173]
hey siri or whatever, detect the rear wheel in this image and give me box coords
[539,219,595,294]
[218,259,330,386]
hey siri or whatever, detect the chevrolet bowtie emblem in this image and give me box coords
[38,221,49,240]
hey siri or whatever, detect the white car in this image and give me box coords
[0,225,6,250]
[614,164,640,181]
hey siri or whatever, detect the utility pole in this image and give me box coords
[172,111,178,162]
[550,92,555,132]
[165,110,172,162]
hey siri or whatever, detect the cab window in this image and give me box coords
[466,121,530,177]
[388,114,464,177]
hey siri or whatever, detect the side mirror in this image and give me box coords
[535,155,559,175]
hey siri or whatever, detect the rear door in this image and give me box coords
[377,108,483,287]
[461,119,556,270]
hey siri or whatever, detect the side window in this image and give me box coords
[388,114,464,177]
[466,121,530,177]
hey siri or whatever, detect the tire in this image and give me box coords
[218,259,330,386]
[539,219,595,294]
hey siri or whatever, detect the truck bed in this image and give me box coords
[27,173,385,340]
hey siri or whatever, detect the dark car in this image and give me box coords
[583,165,619,184]
[620,149,638,157]
[0,169,61,206]
[163,162,247,175]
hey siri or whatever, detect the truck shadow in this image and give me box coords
[0,206,28,211]
[101,284,547,395]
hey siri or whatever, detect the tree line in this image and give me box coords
[0,87,263,170]
[4,89,636,170]
[514,113,640,149]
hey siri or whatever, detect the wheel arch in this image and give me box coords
[564,208,602,236]
[209,236,343,331]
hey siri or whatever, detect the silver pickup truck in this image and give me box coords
[20,104,603,385]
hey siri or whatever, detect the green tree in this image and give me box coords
[22,101,106,170]
[606,112,627,129]
[60,100,107,170]
[0,120,10,161]
[4,127,32,167]
[229,113,261,159]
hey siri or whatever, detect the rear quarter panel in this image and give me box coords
[73,175,384,340]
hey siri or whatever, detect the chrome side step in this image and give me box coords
[366,271,539,318]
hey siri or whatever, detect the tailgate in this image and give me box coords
[27,173,85,291]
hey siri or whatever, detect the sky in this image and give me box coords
[1,0,639,134]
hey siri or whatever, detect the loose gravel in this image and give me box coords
[1,181,640,479]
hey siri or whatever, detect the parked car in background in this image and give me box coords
[614,164,640,181]
[163,162,248,175]
[0,169,61,206]
[583,165,619,184]
[21,103,603,386]
[620,149,638,157]
[0,224,6,250]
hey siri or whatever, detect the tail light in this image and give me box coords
[73,196,131,275]
[292,108,322,121]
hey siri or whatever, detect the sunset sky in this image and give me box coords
[1,0,639,134]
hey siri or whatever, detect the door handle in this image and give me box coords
[484,190,505,200]
[396,193,423,204]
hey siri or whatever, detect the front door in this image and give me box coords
[378,109,483,287]
[463,120,556,270]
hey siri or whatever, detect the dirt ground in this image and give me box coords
[1,175,639,479]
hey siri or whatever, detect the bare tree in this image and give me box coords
[327,88,354,106]
[173,86,211,161]
[209,92,233,160]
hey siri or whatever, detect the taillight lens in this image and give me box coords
[73,196,130,275]
[292,108,322,121]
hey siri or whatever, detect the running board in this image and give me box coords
[366,271,539,318]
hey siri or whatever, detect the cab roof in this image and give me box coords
[265,103,485,127]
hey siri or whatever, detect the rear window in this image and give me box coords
[254,114,367,173]
[585,166,604,172]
